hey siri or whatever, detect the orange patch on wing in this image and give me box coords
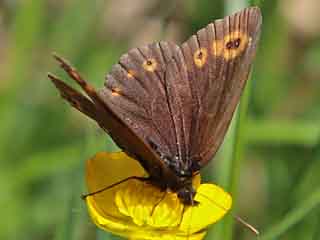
[127,69,135,78]
[211,40,224,57]
[111,87,121,96]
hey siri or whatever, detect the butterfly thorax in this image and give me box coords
[151,154,199,206]
[162,156,192,176]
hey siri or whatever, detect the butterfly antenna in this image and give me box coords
[197,191,259,236]
[81,176,147,200]
[234,215,260,235]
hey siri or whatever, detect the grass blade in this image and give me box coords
[260,188,320,240]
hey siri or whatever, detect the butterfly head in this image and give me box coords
[177,182,198,206]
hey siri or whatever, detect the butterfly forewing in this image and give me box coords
[98,7,261,174]
[180,7,262,166]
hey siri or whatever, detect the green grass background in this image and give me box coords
[0,0,320,239]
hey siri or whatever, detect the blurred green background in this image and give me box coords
[1,0,320,239]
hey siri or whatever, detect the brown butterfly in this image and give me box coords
[48,7,262,205]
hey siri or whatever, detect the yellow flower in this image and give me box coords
[85,152,232,240]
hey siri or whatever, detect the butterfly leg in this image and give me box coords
[149,190,167,217]
[178,203,187,227]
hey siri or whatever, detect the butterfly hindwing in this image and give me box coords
[99,41,194,174]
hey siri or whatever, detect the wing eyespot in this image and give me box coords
[142,58,157,72]
[193,47,208,68]
[226,38,241,49]
[222,31,249,60]
[211,30,249,60]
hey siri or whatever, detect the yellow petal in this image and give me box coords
[85,151,232,240]
[115,179,184,228]
[179,184,232,233]
[86,151,146,217]
[127,231,206,240]
[87,189,206,240]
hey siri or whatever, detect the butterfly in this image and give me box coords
[48,6,262,206]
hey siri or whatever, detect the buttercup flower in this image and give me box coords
[85,152,232,240]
